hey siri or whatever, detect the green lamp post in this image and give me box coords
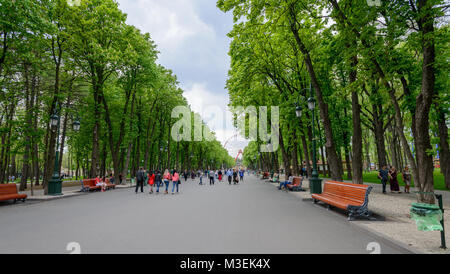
[296,84,322,194]
[48,108,81,196]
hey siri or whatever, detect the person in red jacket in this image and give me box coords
[148,171,155,194]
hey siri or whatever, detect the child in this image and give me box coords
[148,171,155,194]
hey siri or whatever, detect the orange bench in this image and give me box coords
[104,178,116,190]
[312,181,374,221]
[81,178,116,192]
[81,179,101,192]
[286,176,304,192]
[0,184,27,203]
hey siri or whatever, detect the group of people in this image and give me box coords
[135,167,181,195]
[378,165,412,194]
[198,168,245,186]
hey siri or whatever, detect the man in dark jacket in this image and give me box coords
[378,165,389,194]
[155,170,162,193]
[135,167,145,194]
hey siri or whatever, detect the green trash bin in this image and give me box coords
[410,203,443,232]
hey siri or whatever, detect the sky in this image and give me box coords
[117,0,249,159]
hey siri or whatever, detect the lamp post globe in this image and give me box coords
[295,105,303,118]
[50,113,59,127]
[307,97,316,111]
[73,120,81,132]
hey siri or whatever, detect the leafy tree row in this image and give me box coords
[218,0,449,202]
[0,0,234,194]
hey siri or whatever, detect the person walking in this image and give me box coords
[378,165,389,194]
[389,166,401,193]
[239,169,244,182]
[183,170,188,182]
[209,169,215,185]
[155,170,162,194]
[218,170,223,182]
[135,167,145,194]
[199,172,203,185]
[148,171,155,194]
[227,169,232,185]
[163,169,171,194]
[171,170,180,194]
[402,166,412,194]
[143,169,148,187]
[233,169,239,185]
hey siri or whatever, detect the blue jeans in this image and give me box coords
[156,181,162,192]
[164,180,170,192]
[172,180,179,193]
[279,181,288,190]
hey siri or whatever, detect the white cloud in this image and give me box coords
[183,83,249,158]
[116,0,247,158]
[118,0,215,53]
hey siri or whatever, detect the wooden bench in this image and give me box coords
[287,176,304,192]
[312,181,374,221]
[81,179,101,192]
[0,184,27,203]
[104,178,116,190]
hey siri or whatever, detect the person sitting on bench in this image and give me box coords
[279,173,293,190]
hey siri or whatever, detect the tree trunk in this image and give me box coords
[435,104,450,189]
[288,10,342,181]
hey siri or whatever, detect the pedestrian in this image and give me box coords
[209,169,215,185]
[148,171,155,194]
[109,172,115,185]
[143,169,148,187]
[389,166,401,193]
[233,169,239,185]
[218,170,223,182]
[402,166,412,194]
[227,169,233,184]
[172,170,180,194]
[163,169,171,194]
[199,172,203,185]
[183,170,188,182]
[155,170,162,193]
[119,173,123,185]
[135,167,145,194]
[378,165,389,194]
[239,169,244,182]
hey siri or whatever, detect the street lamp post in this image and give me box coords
[48,107,81,196]
[296,84,323,194]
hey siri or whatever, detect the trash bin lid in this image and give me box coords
[411,203,440,210]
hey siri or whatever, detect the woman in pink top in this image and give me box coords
[163,169,171,194]
[171,170,180,194]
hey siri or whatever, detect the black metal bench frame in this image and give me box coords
[314,185,375,221]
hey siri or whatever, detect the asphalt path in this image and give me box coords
[0,175,410,254]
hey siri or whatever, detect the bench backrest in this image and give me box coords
[83,179,96,187]
[0,184,19,195]
[323,181,370,204]
[292,177,302,187]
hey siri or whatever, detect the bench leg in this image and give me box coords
[348,213,356,221]
[327,204,331,211]
[13,199,17,204]
[22,199,26,202]
[313,199,318,204]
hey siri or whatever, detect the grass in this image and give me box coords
[320,169,448,191]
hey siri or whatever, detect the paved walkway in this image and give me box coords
[0,175,410,254]
[272,177,449,254]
